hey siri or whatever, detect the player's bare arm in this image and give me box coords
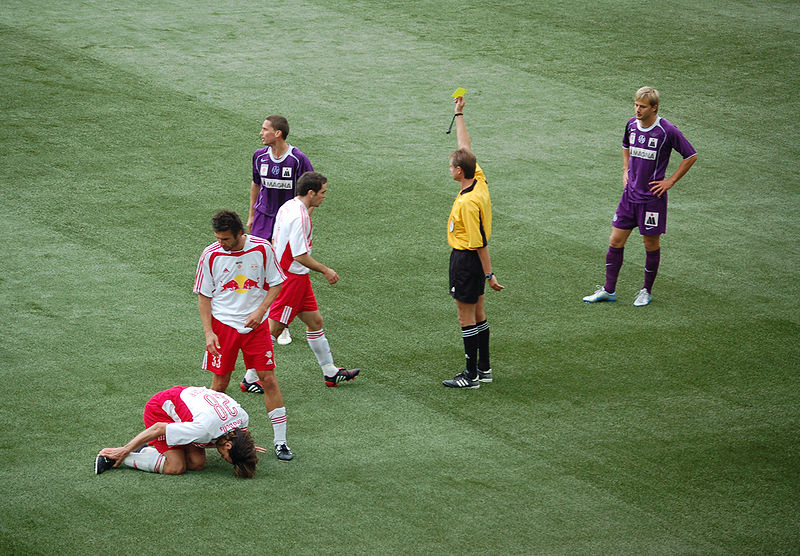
[294,253,339,285]
[622,148,630,188]
[247,181,259,231]
[197,294,221,356]
[454,96,471,152]
[243,283,283,329]
[649,154,698,197]
[476,246,504,292]
[98,422,168,467]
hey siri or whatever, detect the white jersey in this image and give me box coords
[272,197,313,275]
[164,387,249,447]
[194,235,285,333]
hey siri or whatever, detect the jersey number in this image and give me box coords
[203,393,239,420]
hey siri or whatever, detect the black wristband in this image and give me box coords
[485,272,494,280]
[454,113,463,117]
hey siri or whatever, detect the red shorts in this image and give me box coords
[268,272,318,325]
[143,386,191,453]
[202,317,276,375]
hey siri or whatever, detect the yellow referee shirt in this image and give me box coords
[447,164,492,250]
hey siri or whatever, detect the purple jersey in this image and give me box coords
[622,116,696,203]
[251,145,313,239]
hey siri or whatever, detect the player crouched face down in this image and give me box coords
[95,386,263,478]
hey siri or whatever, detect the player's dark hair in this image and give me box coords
[266,115,290,139]
[450,148,476,179]
[297,172,327,196]
[224,429,258,479]
[211,210,244,235]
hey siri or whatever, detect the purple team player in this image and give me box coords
[245,115,313,355]
[247,115,313,242]
[584,87,698,306]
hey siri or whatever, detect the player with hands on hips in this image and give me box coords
[583,87,697,307]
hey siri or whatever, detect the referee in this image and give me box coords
[442,94,504,389]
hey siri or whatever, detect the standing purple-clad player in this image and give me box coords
[247,115,313,349]
[583,87,698,306]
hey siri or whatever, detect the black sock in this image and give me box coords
[462,324,479,379]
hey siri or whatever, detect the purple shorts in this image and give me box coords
[612,189,667,236]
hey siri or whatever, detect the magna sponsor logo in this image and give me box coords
[630,146,657,160]
[260,178,294,190]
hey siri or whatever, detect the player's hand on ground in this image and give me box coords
[489,275,504,292]
[98,447,130,466]
[649,178,675,197]
[205,331,221,356]
[323,267,339,285]
[254,446,267,453]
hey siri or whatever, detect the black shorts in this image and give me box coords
[449,249,485,304]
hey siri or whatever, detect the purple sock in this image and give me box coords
[604,246,624,293]
[643,249,661,293]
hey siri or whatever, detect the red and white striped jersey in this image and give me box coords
[194,235,285,332]
[271,197,313,276]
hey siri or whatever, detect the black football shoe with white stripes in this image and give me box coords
[95,456,116,475]
[275,443,294,461]
[442,371,480,389]
[324,367,360,387]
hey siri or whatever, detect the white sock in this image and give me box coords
[306,329,337,376]
[268,407,287,446]
[244,368,259,383]
[122,446,164,473]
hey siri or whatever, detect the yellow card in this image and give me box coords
[451,87,467,98]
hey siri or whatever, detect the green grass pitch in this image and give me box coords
[1,1,798,553]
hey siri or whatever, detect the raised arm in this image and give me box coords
[454,96,471,152]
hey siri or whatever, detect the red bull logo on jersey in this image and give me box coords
[220,274,261,294]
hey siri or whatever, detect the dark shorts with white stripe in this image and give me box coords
[449,249,485,304]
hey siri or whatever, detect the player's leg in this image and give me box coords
[242,326,292,460]
[184,445,207,472]
[297,310,357,386]
[635,234,661,306]
[159,449,188,475]
[473,296,492,382]
[635,198,666,306]
[210,372,233,392]
[443,250,482,388]
[204,318,240,392]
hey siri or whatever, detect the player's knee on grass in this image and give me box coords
[185,447,207,471]
[161,453,187,475]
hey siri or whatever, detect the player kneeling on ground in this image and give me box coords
[95,386,263,478]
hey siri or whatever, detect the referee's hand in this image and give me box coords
[489,275,504,291]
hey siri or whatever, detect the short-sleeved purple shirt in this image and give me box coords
[251,145,313,240]
[622,116,696,203]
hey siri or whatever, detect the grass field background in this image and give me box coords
[1,1,798,553]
